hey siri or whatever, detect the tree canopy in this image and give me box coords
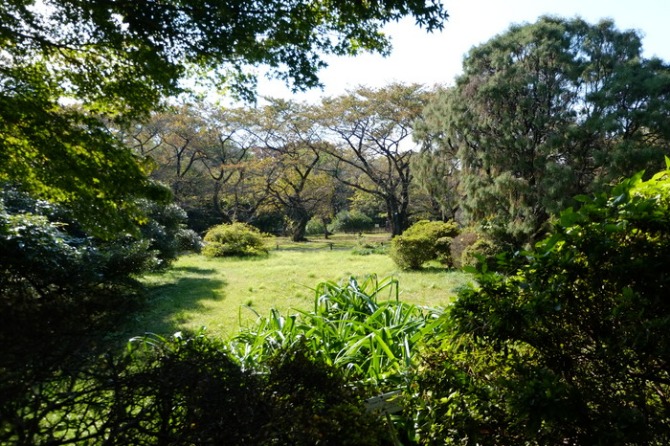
[315,83,429,235]
[1,0,448,236]
[417,16,670,248]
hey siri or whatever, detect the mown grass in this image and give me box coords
[124,238,473,341]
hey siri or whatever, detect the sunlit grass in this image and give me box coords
[128,246,473,340]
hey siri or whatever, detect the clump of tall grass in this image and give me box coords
[351,240,389,256]
[228,276,445,390]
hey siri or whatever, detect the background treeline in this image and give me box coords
[122,16,670,254]
[122,86,429,240]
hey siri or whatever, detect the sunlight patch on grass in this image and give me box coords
[128,249,473,340]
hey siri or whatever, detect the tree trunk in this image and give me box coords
[288,206,311,242]
[386,197,408,237]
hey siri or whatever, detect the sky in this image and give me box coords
[256,0,670,102]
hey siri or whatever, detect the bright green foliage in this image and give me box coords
[229,276,448,443]
[409,165,670,445]
[230,276,445,389]
[418,17,670,249]
[389,235,435,270]
[202,222,268,257]
[390,220,459,269]
[0,81,170,237]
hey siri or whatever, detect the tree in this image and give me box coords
[133,106,211,200]
[315,83,429,236]
[411,165,670,445]
[1,0,448,236]
[125,104,255,230]
[419,17,670,249]
[242,99,337,241]
[412,86,461,221]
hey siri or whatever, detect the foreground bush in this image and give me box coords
[390,220,459,269]
[0,333,386,445]
[410,166,670,445]
[0,186,185,383]
[202,222,268,257]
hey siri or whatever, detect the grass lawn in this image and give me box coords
[123,236,474,341]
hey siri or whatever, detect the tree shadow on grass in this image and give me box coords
[169,265,218,274]
[416,266,450,274]
[111,274,228,348]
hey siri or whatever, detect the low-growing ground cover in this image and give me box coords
[129,244,472,340]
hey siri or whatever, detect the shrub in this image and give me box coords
[460,237,500,270]
[389,234,434,269]
[389,220,459,270]
[1,333,387,445]
[328,210,374,233]
[139,201,189,268]
[449,228,480,269]
[202,222,268,257]
[176,228,203,253]
[305,218,328,236]
[409,166,670,445]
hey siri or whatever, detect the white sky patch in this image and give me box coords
[256,0,670,103]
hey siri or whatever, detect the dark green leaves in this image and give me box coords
[412,167,670,444]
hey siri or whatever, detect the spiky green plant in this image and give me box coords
[228,276,445,389]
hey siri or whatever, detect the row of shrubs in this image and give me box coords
[389,220,500,270]
[200,218,500,273]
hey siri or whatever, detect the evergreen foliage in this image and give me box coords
[410,165,670,445]
[329,210,375,233]
[417,17,670,249]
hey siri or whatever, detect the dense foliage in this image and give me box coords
[0,333,386,445]
[0,186,191,438]
[5,6,670,444]
[416,17,670,249]
[2,0,448,237]
[202,222,268,257]
[230,276,447,443]
[329,209,376,233]
[410,165,670,445]
[390,220,459,269]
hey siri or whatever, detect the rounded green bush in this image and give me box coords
[202,222,268,258]
[460,237,500,270]
[305,218,327,236]
[390,234,434,269]
[450,228,483,269]
[389,220,459,270]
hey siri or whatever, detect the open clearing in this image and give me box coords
[128,246,473,340]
